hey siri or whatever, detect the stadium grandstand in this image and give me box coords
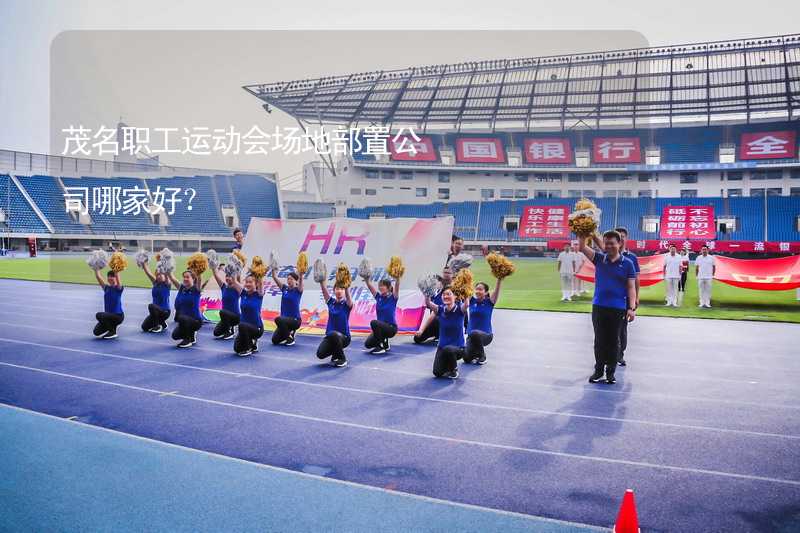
[245,33,800,252]
[0,147,281,252]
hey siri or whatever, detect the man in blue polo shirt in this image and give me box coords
[578,230,637,384]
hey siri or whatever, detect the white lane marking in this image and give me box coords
[0,403,607,531]
[0,316,798,412]
[2,362,799,488]
[0,336,798,441]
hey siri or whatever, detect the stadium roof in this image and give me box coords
[243,34,800,132]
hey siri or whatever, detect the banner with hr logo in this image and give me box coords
[203,216,454,335]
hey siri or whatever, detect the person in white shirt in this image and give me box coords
[570,241,586,296]
[663,245,682,307]
[695,245,716,308]
[557,244,576,301]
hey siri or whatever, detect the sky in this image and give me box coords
[1,0,798,180]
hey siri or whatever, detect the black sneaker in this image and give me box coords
[370,347,386,355]
[589,372,605,383]
[606,375,617,384]
[618,358,627,367]
[285,338,295,346]
[103,331,118,339]
[443,369,459,379]
[236,348,252,357]
[331,357,348,368]
[383,340,390,352]
[477,353,487,365]
[177,339,193,348]
[252,340,259,353]
[223,330,235,340]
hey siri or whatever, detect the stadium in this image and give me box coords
[1,28,800,533]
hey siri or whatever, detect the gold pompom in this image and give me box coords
[296,252,309,275]
[451,268,474,300]
[569,197,600,237]
[250,256,267,279]
[187,252,208,277]
[232,249,247,267]
[335,263,352,288]
[486,252,515,279]
[388,256,405,279]
[109,252,128,273]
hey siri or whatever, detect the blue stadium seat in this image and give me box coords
[16,175,90,234]
[0,175,50,233]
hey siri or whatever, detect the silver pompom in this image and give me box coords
[134,249,150,268]
[156,247,175,274]
[269,249,279,273]
[417,274,442,299]
[86,249,109,271]
[313,258,328,283]
[358,257,373,280]
[224,256,243,278]
[447,253,473,274]
[206,249,219,270]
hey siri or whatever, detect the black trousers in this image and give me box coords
[272,316,301,344]
[214,309,240,337]
[678,271,688,291]
[413,317,439,344]
[365,320,398,349]
[619,318,630,360]
[172,313,202,343]
[94,312,124,336]
[234,322,263,353]
[433,346,464,377]
[464,331,493,363]
[591,305,625,377]
[316,331,351,361]
[141,304,170,332]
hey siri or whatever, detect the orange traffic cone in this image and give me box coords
[613,489,640,533]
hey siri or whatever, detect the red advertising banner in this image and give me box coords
[455,137,506,164]
[575,253,666,287]
[388,134,438,162]
[520,206,570,238]
[659,206,715,240]
[714,255,800,291]
[523,137,574,164]
[738,130,797,160]
[592,137,641,163]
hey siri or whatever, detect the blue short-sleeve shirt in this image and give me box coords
[467,296,494,334]
[104,285,124,314]
[280,285,302,321]
[437,303,466,348]
[592,252,636,310]
[326,297,352,337]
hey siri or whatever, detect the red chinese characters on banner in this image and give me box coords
[659,206,715,240]
[738,131,797,160]
[592,137,641,163]
[455,137,506,164]
[519,206,569,239]
[523,138,573,164]
[388,134,438,162]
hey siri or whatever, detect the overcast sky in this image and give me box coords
[1,0,798,180]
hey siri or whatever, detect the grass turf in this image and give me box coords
[0,256,798,323]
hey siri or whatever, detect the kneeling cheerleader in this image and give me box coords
[362,256,402,355]
[423,286,467,379]
[169,268,204,348]
[271,251,305,346]
[464,252,514,364]
[138,249,172,333]
[230,265,266,356]
[315,261,353,367]
[88,250,126,339]
[210,252,241,340]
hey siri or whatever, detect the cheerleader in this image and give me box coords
[92,269,124,339]
[316,278,353,367]
[271,268,303,345]
[229,273,266,356]
[463,279,502,365]
[140,261,171,333]
[211,264,241,340]
[364,276,399,355]
[423,287,467,379]
[169,270,203,348]
[413,266,453,344]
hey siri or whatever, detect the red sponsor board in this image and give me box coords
[714,255,800,291]
[738,130,797,160]
[519,206,569,239]
[659,206,715,240]
[523,137,573,164]
[388,134,438,162]
[455,137,506,164]
[592,137,641,163]
[575,254,666,287]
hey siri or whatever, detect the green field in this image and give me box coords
[0,256,798,323]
